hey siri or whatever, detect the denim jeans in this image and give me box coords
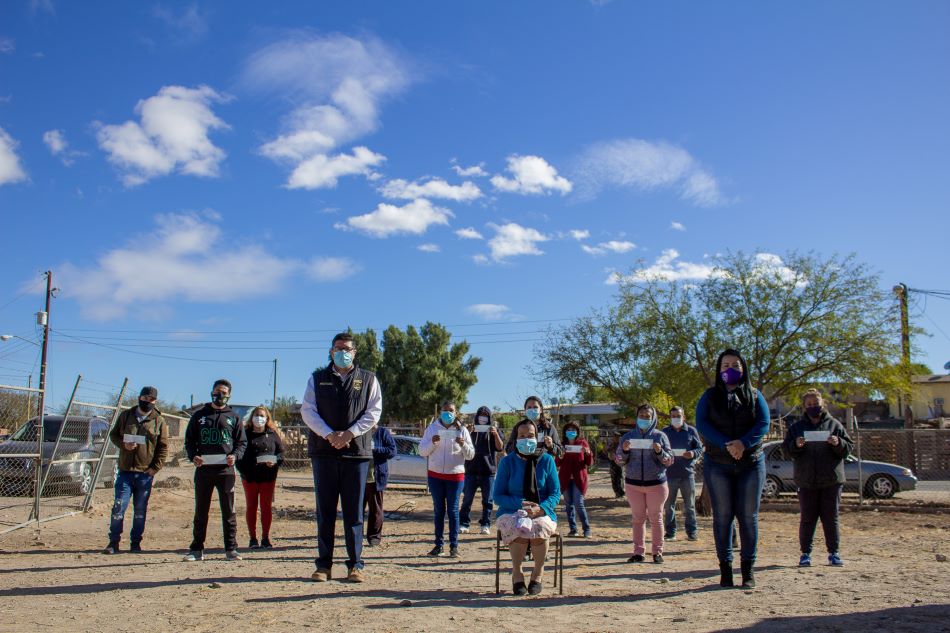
[563,481,590,533]
[703,453,766,564]
[108,470,154,545]
[311,457,370,571]
[664,475,697,537]
[459,473,494,528]
[428,476,464,547]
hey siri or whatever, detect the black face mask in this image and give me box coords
[138,400,154,412]
[211,392,229,406]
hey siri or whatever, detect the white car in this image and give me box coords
[388,435,427,484]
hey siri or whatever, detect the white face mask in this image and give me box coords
[477,416,489,424]
[252,416,266,429]
[670,417,684,428]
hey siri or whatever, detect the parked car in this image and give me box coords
[762,440,917,499]
[388,435,427,485]
[0,415,119,496]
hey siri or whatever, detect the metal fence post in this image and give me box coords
[33,397,45,526]
[855,413,864,506]
[31,375,82,520]
[81,378,127,511]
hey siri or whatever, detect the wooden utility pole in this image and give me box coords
[894,283,913,428]
[272,358,278,409]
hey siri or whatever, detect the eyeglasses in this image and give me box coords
[332,346,356,353]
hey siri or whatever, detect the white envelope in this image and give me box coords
[565,444,583,454]
[256,455,277,464]
[473,425,491,433]
[199,454,228,465]
[123,434,146,445]
[804,431,830,442]
[438,429,459,441]
[626,438,653,450]
[672,448,687,457]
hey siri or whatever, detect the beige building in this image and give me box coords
[891,375,950,420]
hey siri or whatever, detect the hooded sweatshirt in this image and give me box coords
[783,410,854,488]
[184,403,248,469]
[696,348,771,465]
[465,406,505,477]
[419,418,475,480]
[616,410,674,486]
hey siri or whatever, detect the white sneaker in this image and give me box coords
[182,550,203,562]
[479,526,491,535]
[225,550,242,561]
[459,526,470,534]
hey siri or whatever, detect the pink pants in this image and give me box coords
[625,482,669,555]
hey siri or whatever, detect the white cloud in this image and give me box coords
[569,229,590,241]
[582,240,636,256]
[490,155,572,196]
[574,138,724,205]
[42,129,82,166]
[153,4,209,40]
[455,227,484,240]
[337,198,452,238]
[671,221,686,231]
[607,248,719,284]
[379,177,482,202]
[306,256,360,282]
[243,33,412,189]
[284,146,385,190]
[29,0,54,15]
[417,243,440,253]
[486,222,549,261]
[466,303,511,321]
[0,127,27,185]
[450,159,488,178]
[0,38,14,54]
[96,85,230,186]
[55,212,355,320]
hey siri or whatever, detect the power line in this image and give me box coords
[53,331,276,364]
[49,329,549,345]
[0,277,44,313]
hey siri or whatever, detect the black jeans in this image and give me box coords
[190,466,237,552]
[609,460,625,497]
[364,481,385,542]
[798,484,842,554]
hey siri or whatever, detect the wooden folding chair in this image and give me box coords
[494,530,563,595]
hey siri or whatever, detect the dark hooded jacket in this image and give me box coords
[465,406,505,477]
[695,348,771,466]
[783,409,854,488]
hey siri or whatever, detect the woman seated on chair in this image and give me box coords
[493,418,561,596]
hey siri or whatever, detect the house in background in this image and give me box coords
[890,375,950,421]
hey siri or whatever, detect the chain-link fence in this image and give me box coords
[0,383,44,533]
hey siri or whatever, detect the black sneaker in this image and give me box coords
[627,554,645,563]
[665,533,676,541]
[567,530,579,537]
[448,546,459,558]
[687,533,698,541]
[527,580,543,595]
[101,542,119,555]
[260,537,273,549]
[129,543,143,553]
[249,537,260,549]
[367,538,380,548]
[428,545,444,557]
[512,581,527,596]
[653,554,664,564]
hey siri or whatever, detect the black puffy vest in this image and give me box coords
[306,365,375,459]
[702,387,763,465]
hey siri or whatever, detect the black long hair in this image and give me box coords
[710,348,756,413]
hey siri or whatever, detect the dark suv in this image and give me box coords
[0,415,118,496]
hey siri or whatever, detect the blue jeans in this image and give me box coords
[108,470,153,545]
[563,481,590,533]
[664,475,697,537]
[428,476,464,547]
[703,454,766,564]
[459,473,494,528]
[311,457,370,571]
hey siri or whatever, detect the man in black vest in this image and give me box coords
[301,332,383,583]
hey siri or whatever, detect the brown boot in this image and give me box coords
[346,567,365,583]
[311,567,332,582]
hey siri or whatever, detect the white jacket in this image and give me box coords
[419,420,475,475]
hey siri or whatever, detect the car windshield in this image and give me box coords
[9,419,88,443]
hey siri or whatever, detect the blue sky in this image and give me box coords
[1,1,949,414]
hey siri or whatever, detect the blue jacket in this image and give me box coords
[616,413,673,486]
[371,426,397,490]
[492,452,561,521]
[661,423,704,478]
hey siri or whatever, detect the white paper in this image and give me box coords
[804,431,830,442]
[438,429,459,441]
[199,454,228,465]
[564,444,583,454]
[473,425,491,433]
[626,438,654,450]
[256,455,277,464]
[672,448,687,457]
[123,434,146,445]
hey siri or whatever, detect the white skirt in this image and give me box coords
[496,512,557,545]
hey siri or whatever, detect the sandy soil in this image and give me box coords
[0,467,948,633]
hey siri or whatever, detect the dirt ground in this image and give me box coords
[0,467,948,633]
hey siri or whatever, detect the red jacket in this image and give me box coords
[555,439,594,495]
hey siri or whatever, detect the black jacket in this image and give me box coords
[184,404,247,469]
[783,411,854,488]
[236,428,285,483]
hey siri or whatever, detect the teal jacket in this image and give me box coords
[492,452,561,521]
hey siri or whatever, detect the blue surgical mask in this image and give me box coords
[516,438,537,455]
[440,411,455,426]
[333,349,354,369]
[565,430,578,441]
[524,407,541,422]
[636,418,652,431]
